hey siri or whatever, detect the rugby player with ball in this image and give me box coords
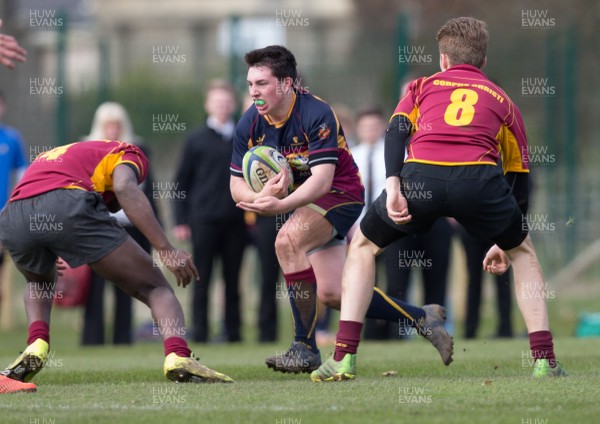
[230,45,453,374]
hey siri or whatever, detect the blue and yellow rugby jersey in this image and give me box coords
[230,91,364,202]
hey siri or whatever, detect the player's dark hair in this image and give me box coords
[356,107,384,122]
[244,45,297,81]
[436,17,488,68]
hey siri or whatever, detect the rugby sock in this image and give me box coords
[334,320,363,361]
[365,287,426,329]
[164,336,191,358]
[529,330,556,367]
[27,320,50,345]
[284,267,319,352]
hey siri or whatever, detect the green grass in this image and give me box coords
[1,333,599,424]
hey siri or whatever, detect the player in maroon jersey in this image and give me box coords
[0,141,233,391]
[312,17,566,381]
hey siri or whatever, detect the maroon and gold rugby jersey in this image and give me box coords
[10,140,148,203]
[392,64,529,173]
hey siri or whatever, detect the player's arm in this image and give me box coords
[230,175,260,203]
[505,172,529,214]
[235,164,333,216]
[384,114,413,224]
[498,103,530,215]
[112,164,198,286]
[229,112,289,203]
[230,174,289,203]
[279,163,335,211]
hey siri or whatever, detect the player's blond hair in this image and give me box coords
[436,17,488,68]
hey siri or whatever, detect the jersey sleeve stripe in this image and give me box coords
[310,147,338,155]
[309,157,338,166]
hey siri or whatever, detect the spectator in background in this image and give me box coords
[82,102,159,345]
[241,94,280,343]
[0,19,27,69]
[0,90,27,313]
[173,81,246,343]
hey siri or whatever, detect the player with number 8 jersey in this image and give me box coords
[396,67,527,170]
[312,16,566,382]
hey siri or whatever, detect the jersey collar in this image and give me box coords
[265,92,297,128]
[445,64,485,76]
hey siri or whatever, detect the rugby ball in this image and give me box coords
[242,146,294,193]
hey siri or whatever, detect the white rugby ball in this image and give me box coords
[242,146,294,193]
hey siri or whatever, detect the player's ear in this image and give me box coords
[481,56,487,70]
[278,76,293,94]
[439,53,448,71]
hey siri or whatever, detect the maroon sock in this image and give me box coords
[27,320,50,345]
[333,320,363,361]
[164,336,191,357]
[529,330,556,367]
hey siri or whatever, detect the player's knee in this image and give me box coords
[317,286,340,309]
[274,229,300,265]
[129,273,172,305]
[349,230,380,257]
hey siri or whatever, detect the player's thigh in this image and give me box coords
[89,237,170,301]
[275,206,334,254]
[0,196,59,276]
[448,166,526,250]
[16,266,57,288]
[359,190,425,251]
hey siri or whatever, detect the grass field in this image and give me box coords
[1,255,599,424]
[1,329,599,424]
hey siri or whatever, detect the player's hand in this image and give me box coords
[260,171,290,199]
[386,188,412,225]
[156,247,199,288]
[56,258,68,277]
[236,196,286,216]
[172,224,191,242]
[483,244,511,275]
[0,20,27,69]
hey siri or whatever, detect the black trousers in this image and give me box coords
[82,226,148,345]
[457,226,513,338]
[191,221,246,342]
[364,218,453,340]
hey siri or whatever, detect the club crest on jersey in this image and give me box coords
[248,134,265,149]
[287,152,310,172]
[317,124,331,140]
